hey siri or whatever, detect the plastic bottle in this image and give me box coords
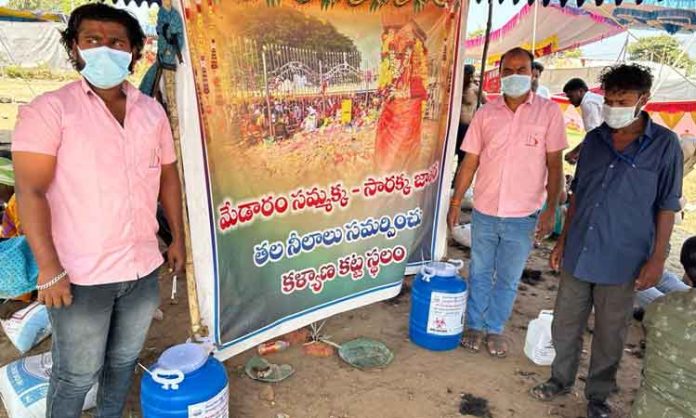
[257,340,290,356]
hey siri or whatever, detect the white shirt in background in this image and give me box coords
[536,85,551,99]
[580,91,604,132]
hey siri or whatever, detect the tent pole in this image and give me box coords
[595,4,696,89]
[477,0,493,108]
[531,0,539,55]
[651,31,696,98]
[163,70,208,339]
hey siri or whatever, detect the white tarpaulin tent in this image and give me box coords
[0,21,70,70]
[540,59,696,101]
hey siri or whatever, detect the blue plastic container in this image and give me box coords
[141,343,229,417]
[409,260,468,351]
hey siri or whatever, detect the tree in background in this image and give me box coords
[468,27,486,38]
[230,7,358,57]
[628,35,695,76]
[560,48,582,59]
[8,0,93,14]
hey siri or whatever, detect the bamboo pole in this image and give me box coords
[477,0,493,108]
[163,69,208,338]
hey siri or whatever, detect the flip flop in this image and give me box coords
[244,356,294,383]
[485,334,508,358]
[461,329,485,353]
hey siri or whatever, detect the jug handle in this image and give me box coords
[152,368,185,390]
[447,259,465,270]
[420,265,435,282]
[539,310,554,317]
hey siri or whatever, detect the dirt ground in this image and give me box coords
[3,216,685,418]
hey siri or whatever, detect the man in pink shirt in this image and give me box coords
[448,47,567,358]
[11,4,185,417]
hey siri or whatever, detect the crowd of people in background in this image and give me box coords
[236,92,382,144]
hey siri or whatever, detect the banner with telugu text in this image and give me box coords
[180,0,465,356]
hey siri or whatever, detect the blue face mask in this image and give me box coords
[500,74,532,98]
[78,47,132,89]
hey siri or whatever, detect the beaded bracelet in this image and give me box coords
[36,271,68,291]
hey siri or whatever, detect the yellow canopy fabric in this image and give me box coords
[0,6,64,23]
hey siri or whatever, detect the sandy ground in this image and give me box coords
[3,213,681,418]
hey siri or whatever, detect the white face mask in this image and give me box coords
[500,74,532,98]
[602,102,642,129]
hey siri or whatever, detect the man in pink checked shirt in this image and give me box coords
[448,47,567,359]
[11,4,185,417]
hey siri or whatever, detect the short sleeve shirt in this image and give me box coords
[12,80,176,285]
[462,93,568,218]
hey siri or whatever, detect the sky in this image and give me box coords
[465,0,696,61]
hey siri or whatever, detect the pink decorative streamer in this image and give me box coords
[465,4,533,48]
[464,4,621,49]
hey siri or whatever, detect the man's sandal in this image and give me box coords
[530,379,571,402]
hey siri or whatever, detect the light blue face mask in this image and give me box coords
[78,47,132,89]
[500,74,532,98]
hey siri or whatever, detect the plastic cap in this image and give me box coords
[423,261,460,277]
[158,343,208,374]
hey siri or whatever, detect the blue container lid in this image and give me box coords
[158,343,208,374]
[421,260,463,278]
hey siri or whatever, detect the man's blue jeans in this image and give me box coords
[46,270,160,418]
[467,209,537,335]
[635,271,690,309]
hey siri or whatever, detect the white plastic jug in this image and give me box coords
[524,310,556,366]
[451,224,472,248]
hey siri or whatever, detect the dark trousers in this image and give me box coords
[455,122,469,167]
[550,271,634,401]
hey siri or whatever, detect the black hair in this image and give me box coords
[61,3,145,72]
[464,64,476,76]
[563,78,589,94]
[680,237,696,281]
[499,47,534,69]
[599,63,653,94]
[532,61,544,73]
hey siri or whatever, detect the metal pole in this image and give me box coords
[364,61,369,108]
[477,0,493,108]
[261,47,274,139]
[320,60,326,113]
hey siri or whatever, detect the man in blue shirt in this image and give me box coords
[530,64,683,418]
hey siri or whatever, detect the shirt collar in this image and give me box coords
[79,78,92,95]
[495,91,535,108]
[641,112,656,140]
[79,78,139,104]
[599,111,655,144]
[525,92,536,105]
